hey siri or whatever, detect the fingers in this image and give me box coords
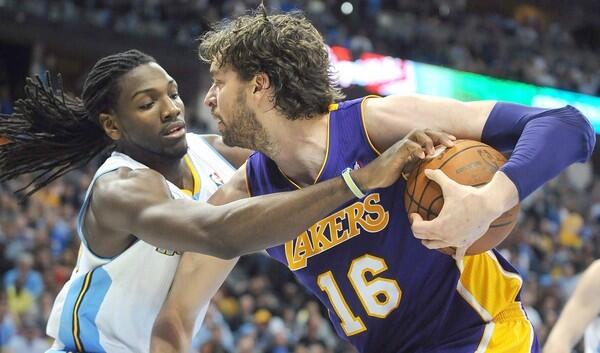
[410,214,445,241]
[421,239,452,250]
[411,130,435,156]
[427,130,456,148]
[402,139,426,160]
[406,129,456,156]
[423,169,459,190]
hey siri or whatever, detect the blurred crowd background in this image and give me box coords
[0,0,599,352]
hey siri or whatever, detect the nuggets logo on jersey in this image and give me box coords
[209,171,225,186]
[155,247,182,256]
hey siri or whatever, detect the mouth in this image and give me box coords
[162,120,186,140]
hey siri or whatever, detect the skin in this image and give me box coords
[544,260,600,353]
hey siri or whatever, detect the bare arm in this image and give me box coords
[363,94,495,153]
[91,135,424,259]
[544,260,600,353]
[151,167,249,353]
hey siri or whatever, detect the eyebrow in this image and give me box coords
[131,79,176,99]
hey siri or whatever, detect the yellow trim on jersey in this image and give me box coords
[244,162,252,197]
[328,103,340,111]
[360,95,383,156]
[480,306,534,353]
[182,154,201,196]
[278,114,331,189]
[457,251,523,321]
[73,271,94,352]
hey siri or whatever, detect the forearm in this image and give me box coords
[545,261,600,349]
[482,103,595,200]
[151,310,188,353]
[201,176,356,258]
[137,175,356,257]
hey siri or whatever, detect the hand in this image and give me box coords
[407,128,456,157]
[410,169,504,260]
[353,129,455,190]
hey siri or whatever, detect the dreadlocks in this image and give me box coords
[0,49,155,196]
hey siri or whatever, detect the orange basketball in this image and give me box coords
[404,139,520,255]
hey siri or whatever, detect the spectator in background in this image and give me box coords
[0,294,16,349]
[5,316,48,353]
[3,253,44,299]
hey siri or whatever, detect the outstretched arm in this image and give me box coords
[544,260,600,353]
[90,131,430,259]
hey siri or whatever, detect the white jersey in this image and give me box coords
[46,134,235,353]
[585,317,600,353]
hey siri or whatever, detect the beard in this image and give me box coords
[221,91,272,153]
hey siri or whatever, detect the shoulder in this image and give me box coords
[90,168,171,223]
[94,167,168,199]
[196,134,252,168]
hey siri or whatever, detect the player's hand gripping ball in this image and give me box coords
[404,140,519,255]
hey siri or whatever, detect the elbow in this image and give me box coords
[567,105,596,162]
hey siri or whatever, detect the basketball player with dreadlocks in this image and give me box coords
[0,50,441,352]
[150,10,596,353]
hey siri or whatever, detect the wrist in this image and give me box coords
[342,168,367,198]
[479,171,519,218]
[349,169,369,193]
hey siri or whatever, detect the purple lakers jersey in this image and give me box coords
[246,97,539,353]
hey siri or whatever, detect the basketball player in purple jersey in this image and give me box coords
[151,10,596,353]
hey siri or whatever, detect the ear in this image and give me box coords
[251,72,271,97]
[99,113,122,141]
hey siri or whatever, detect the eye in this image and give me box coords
[139,101,155,110]
[170,92,180,100]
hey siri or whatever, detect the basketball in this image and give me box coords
[404,139,520,255]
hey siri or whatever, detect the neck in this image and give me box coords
[119,146,188,189]
[262,112,329,187]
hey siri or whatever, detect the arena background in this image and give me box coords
[0,1,599,352]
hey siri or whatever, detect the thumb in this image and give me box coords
[424,169,455,187]
[409,213,423,225]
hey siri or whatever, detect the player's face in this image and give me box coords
[112,62,187,159]
[204,63,269,151]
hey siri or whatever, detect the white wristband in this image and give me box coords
[341,167,366,199]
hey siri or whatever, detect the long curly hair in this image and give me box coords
[199,7,345,120]
[0,49,155,196]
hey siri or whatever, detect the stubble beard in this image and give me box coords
[222,93,273,155]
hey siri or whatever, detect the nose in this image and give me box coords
[161,96,181,121]
[204,84,217,109]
